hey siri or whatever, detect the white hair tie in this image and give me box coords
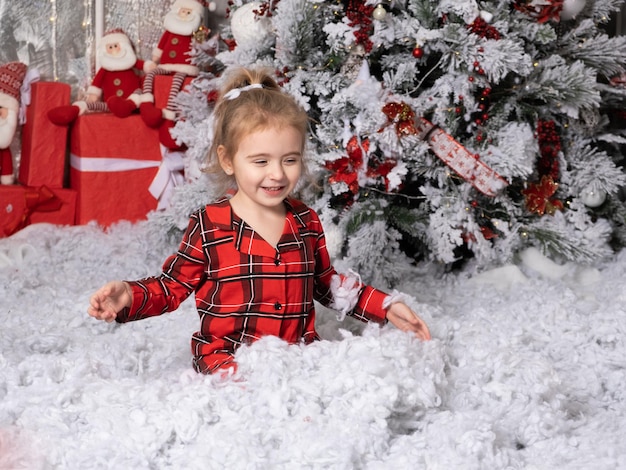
[223,83,263,100]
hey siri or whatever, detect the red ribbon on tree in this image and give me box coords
[4,185,63,236]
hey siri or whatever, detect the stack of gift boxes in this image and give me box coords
[1,76,188,238]
[1,81,77,237]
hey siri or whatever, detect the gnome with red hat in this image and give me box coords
[48,29,147,125]
[0,61,28,185]
[108,0,207,150]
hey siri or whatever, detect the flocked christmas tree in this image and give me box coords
[158,0,626,286]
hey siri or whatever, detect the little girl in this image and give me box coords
[88,67,431,375]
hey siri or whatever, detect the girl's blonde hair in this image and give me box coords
[205,67,310,195]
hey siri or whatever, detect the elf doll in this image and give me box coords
[108,0,207,150]
[0,61,27,185]
[48,29,146,125]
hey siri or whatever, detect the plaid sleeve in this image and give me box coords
[116,211,207,323]
[310,210,387,325]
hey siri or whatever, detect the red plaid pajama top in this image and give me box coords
[116,197,389,373]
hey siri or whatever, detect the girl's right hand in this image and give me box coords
[87,281,132,323]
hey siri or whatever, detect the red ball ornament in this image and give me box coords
[412,46,424,59]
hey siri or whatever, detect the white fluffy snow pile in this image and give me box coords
[1,221,626,469]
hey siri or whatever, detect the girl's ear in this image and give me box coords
[217,145,234,175]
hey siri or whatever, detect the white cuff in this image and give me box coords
[330,270,363,321]
[382,289,410,309]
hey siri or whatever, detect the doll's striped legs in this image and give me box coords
[139,69,187,128]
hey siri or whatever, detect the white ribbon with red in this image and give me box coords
[414,117,508,197]
[70,144,184,210]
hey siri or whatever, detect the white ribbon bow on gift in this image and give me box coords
[149,145,185,210]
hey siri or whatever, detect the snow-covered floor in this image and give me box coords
[1,221,625,469]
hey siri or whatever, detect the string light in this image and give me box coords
[84,0,95,86]
[50,0,58,81]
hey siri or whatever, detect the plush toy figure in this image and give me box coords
[108,0,207,149]
[48,29,146,126]
[0,61,27,185]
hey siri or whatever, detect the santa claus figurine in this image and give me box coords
[0,61,28,185]
[108,0,207,149]
[48,29,146,125]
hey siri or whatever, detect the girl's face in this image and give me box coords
[218,125,303,211]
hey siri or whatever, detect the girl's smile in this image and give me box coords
[219,124,303,213]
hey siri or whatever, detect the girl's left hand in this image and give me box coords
[386,303,431,341]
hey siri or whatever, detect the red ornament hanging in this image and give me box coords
[412,46,424,59]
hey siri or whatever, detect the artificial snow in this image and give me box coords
[1,220,626,469]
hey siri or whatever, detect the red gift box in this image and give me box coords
[68,74,190,228]
[1,184,77,238]
[18,81,71,188]
[69,113,166,227]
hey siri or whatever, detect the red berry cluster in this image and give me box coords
[275,66,291,86]
[458,88,492,143]
[226,0,277,17]
[252,1,275,17]
[345,0,375,53]
[466,17,501,40]
[475,87,491,124]
[536,119,561,179]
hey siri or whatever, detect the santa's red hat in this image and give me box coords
[0,62,27,112]
[172,0,207,16]
[101,28,132,48]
